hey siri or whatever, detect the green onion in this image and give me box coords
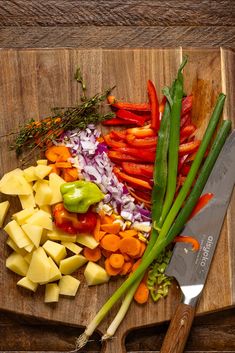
[76,94,228,351]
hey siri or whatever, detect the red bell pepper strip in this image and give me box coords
[173,235,200,251]
[127,186,152,205]
[102,118,136,126]
[180,113,192,128]
[107,95,150,111]
[126,126,155,138]
[190,193,214,219]
[179,140,201,156]
[147,80,160,131]
[126,134,157,148]
[116,147,156,162]
[178,154,189,172]
[110,130,127,140]
[180,124,197,143]
[108,151,143,162]
[103,133,127,149]
[180,164,191,176]
[159,96,167,114]
[122,162,154,178]
[181,95,193,116]
[115,109,148,126]
[114,167,152,190]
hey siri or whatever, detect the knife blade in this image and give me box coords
[160,130,235,353]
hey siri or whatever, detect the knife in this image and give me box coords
[160,130,235,353]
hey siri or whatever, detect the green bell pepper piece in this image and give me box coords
[60,180,104,213]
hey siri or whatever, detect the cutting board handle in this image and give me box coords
[160,303,195,353]
[101,334,126,353]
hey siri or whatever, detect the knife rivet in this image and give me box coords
[180,319,185,326]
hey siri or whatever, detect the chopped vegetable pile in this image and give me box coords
[0,58,231,351]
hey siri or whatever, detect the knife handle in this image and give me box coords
[160,303,195,353]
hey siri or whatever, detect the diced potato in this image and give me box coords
[26,210,53,230]
[0,168,23,187]
[34,165,52,180]
[34,181,52,206]
[6,237,27,257]
[24,252,33,264]
[47,226,77,242]
[0,174,32,195]
[59,275,80,296]
[37,159,47,166]
[4,220,32,248]
[23,166,38,182]
[6,252,29,276]
[59,255,87,275]
[19,192,36,209]
[77,234,99,249]
[21,223,43,248]
[24,243,35,253]
[0,200,10,227]
[61,242,82,254]
[12,207,36,225]
[40,229,49,245]
[43,240,67,264]
[47,257,62,282]
[40,205,51,214]
[45,283,59,303]
[17,276,38,292]
[33,179,49,192]
[84,262,110,286]
[27,247,51,283]
[49,173,65,205]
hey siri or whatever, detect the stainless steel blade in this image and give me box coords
[165,130,235,305]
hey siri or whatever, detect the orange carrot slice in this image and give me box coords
[100,223,121,234]
[45,145,71,162]
[119,229,138,238]
[109,253,125,269]
[120,261,133,275]
[134,281,149,304]
[83,247,101,262]
[55,162,72,168]
[100,234,121,252]
[105,258,122,276]
[119,237,141,257]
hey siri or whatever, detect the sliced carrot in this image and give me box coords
[55,162,72,168]
[109,253,125,269]
[132,258,142,272]
[105,258,122,276]
[123,253,131,262]
[98,231,107,241]
[120,261,133,275]
[100,223,121,234]
[119,229,138,238]
[83,247,102,262]
[48,163,60,175]
[119,237,141,257]
[134,281,149,304]
[93,216,101,242]
[100,234,121,252]
[62,167,78,182]
[101,249,113,258]
[137,242,146,258]
[45,145,71,163]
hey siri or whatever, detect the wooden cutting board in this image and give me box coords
[0,48,234,353]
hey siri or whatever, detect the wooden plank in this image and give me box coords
[0,26,234,48]
[0,0,234,26]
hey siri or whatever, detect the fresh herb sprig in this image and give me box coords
[10,68,115,156]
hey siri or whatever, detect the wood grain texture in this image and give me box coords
[0,48,234,353]
[0,0,234,26]
[0,26,235,48]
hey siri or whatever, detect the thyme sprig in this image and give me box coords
[10,68,115,156]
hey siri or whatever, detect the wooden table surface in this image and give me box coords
[0,1,234,352]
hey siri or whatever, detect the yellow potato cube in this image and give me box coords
[47,225,77,242]
[26,210,53,230]
[40,205,51,214]
[12,207,36,225]
[23,166,38,182]
[59,255,87,275]
[45,283,59,303]
[34,181,52,206]
[24,252,33,264]
[34,165,52,180]
[40,229,49,245]
[0,174,32,195]
[0,168,23,188]
[0,200,10,227]
[27,247,51,283]
[4,220,32,248]
[77,234,99,249]
[6,237,27,257]
[47,257,62,282]
[84,262,110,286]
[33,179,49,192]
[6,252,29,276]
[37,159,48,166]
[49,173,65,205]
[61,242,82,254]
[17,276,38,292]
[19,192,36,209]
[43,240,67,264]
[58,275,80,296]
[24,243,35,253]
[21,223,43,248]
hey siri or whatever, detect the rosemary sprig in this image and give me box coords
[10,69,115,157]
